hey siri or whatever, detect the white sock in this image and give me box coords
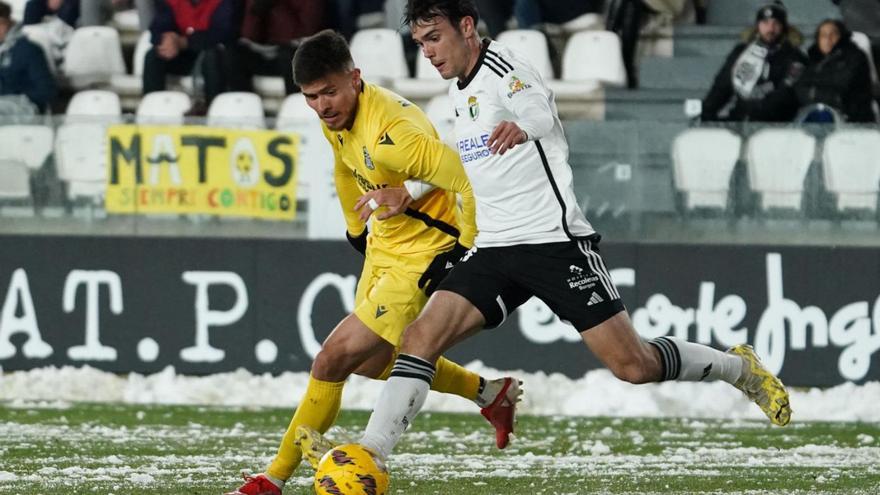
[264,474,284,489]
[649,336,742,384]
[360,354,434,460]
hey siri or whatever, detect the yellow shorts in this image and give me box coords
[354,249,433,345]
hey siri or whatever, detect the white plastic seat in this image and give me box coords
[424,94,456,146]
[58,90,120,200]
[350,28,409,85]
[109,31,152,97]
[8,0,26,21]
[822,129,880,212]
[65,90,122,122]
[63,26,127,89]
[54,123,109,200]
[497,29,554,80]
[0,162,30,199]
[0,125,55,170]
[20,24,57,75]
[207,92,266,129]
[136,91,192,125]
[112,8,141,32]
[548,30,624,99]
[746,128,816,211]
[672,128,742,210]
[275,93,318,129]
[393,51,449,100]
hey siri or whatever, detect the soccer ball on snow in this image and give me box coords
[314,443,389,495]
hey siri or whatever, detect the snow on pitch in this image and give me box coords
[2,363,878,422]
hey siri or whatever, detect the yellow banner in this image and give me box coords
[105,125,299,220]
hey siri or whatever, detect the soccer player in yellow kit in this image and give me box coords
[226,29,520,495]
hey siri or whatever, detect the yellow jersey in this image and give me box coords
[322,82,476,257]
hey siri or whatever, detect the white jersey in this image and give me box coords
[449,39,594,247]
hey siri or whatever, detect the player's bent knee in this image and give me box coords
[311,348,354,382]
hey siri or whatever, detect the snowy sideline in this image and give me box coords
[1,363,878,422]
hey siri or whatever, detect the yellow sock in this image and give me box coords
[265,375,345,481]
[377,353,480,402]
[431,356,481,402]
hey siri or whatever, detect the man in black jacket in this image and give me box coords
[0,0,56,115]
[701,1,807,122]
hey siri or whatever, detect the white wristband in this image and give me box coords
[367,198,379,210]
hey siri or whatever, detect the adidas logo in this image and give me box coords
[700,363,713,381]
[587,292,604,306]
[569,265,584,275]
[445,261,455,269]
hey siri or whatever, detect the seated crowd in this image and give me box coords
[0,0,878,124]
[702,0,879,124]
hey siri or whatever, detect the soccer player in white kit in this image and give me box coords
[350,0,793,463]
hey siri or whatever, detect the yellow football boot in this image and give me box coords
[295,425,337,470]
[728,344,792,426]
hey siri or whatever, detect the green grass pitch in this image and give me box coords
[1,402,878,494]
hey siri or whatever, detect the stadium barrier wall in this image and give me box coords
[0,235,877,387]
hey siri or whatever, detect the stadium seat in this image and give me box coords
[7,0,26,21]
[0,125,55,171]
[109,31,152,100]
[424,94,456,145]
[207,92,266,129]
[136,91,192,125]
[20,24,57,75]
[746,128,816,211]
[822,129,880,212]
[275,93,317,129]
[393,50,449,100]
[111,8,140,32]
[63,26,127,89]
[0,162,30,200]
[497,29,554,80]
[65,90,122,121]
[672,127,742,210]
[54,123,109,200]
[58,91,121,201]
[350,28,409,85]
[547,30,621,100]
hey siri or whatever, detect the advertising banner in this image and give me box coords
[105,125,299,220]
[0,236,877,387]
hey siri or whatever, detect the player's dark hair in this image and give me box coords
[292,29,354,86]
[404,0,480,32]
[0,1,12,21]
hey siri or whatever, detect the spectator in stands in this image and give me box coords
[794,19,875,122]
[143,0,236,109]
[701,1,807,122]
[833,0,880,99]
[0,0,56,115]
[329,0,383,39]
[478,0,601,38]
[224,0,324,95]
[23,0,79,27]
[608,0,692,89]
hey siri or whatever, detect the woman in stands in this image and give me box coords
[794,19,877,123]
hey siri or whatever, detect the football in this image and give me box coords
[314,444,390,495]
